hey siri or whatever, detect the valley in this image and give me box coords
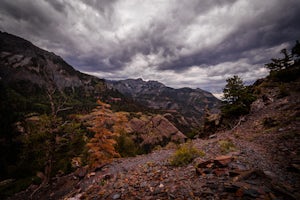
[0,32,299,200]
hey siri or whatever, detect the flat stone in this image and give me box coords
[112,193,121,199]
[209,134,217,139]
[196,159,214,168]
[229,162,248,171]
[87,172,96,178]
[263,170,277,179]
[214,155,233,167]
[168,193,176,199]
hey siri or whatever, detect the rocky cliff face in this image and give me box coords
[0,31,106,96]
[108,78,221,129]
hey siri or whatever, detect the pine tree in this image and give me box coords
[292,40,300,63]
[221,75,255,117]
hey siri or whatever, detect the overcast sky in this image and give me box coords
[1,0,300,97]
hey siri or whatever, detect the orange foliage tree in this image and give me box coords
[86,101,120,168]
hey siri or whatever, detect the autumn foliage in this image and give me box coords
[86,101,120,168]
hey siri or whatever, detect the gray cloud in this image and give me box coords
[0,0,300,95]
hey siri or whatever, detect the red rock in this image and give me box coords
[214,155,233,167]
[213,168,228,176]
[196,159,214,169]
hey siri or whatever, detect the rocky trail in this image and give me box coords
[13,129,299,200]
[75,135,300,200]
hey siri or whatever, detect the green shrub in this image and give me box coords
[170,142,205,166]
[186,128,199,139]
[218,140,236,154]
[115,132,141,157]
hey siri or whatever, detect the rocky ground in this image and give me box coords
[10,82,300,200]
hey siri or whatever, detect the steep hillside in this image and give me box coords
[0,32,114,192]
[0,31,109,113]
[0,32,191,198]
[108,78,221,131]
[9,69,300,200]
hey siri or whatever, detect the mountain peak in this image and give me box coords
[108,78,221,132]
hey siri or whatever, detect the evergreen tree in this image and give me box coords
[292,40,300,63]
[265,48,293,71]
[221,75,255,117]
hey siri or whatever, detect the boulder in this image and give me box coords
[128,115,187,148]
[214,155,233,167]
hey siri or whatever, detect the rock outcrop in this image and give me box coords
[128,115,187,148]
[107,78,221,130]
[80,101,186,154]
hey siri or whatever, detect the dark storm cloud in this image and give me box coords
[82,0,117,16]
[0,0,52,26]
[1,0,300,94]
[0,0,77,55]
[158,0,300,71]
[44,0,67,13]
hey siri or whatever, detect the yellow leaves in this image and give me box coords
[85,101,121,168]
[96,100,111,109]
[170,142,205,166]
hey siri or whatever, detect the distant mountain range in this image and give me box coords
[0,31,220,134]
[107,78,221,128]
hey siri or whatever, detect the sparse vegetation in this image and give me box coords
[218,140,236,154]
[115,131,142,157]
[265,48,293,72]
[265,41,300,83]
[170,142,205,166]
[164,142,178,150]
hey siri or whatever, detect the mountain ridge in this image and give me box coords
[107,78,221,129]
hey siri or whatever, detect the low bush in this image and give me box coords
[218,140,236,154]
[115,132,142,157]
[170,142,205,166]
